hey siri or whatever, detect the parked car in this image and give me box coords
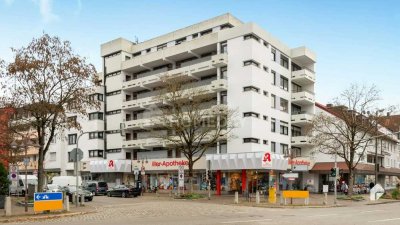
[83,181,108,196]
[107,185,140,198]
[44,184,62,193]
[61,186,93,202]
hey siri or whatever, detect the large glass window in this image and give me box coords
[280,98,288,112]
[220,67,227,79]
[280,55,289,69]
[271,142,276,153]
[280,121,289,135]
[271,71,276,85]
[291,126,302,137]
[220,42,227,53]
[271,94,276,108]
[89,132,104,139]
[271,49,276,61]
[280,76,289,91]
[68,134,77,145]
[271,118,276,132]
[89,150,104,158]
[281,144,289,155]
[220,91,227,105]
[89,112,104,120]
[243,138,259,143]
[292,82,302,93]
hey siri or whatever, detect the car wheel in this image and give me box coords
[89,197,93,201]
[107,192,111,197]
[122,192,127,198]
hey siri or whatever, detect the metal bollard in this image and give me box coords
[234,191,239,204]
[256,191,260,204]
[64,195,70,212]
[5,196,12,216]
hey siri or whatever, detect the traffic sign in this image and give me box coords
[34,192,63,212]
[9,165,18,181]
[23,158,30,166]
[69,148,83,162]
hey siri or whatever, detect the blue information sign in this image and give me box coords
[34,192,63,201]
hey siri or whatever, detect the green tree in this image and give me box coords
[0,162,9,195]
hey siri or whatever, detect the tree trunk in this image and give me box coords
[37,130,45,192]
[348,169,354,197]
[188,159,194,193]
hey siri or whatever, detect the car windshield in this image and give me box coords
[98,182,107,187]
[67,186,82,192]
[114,185,127,189]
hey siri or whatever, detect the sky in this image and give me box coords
[0,0,399,109]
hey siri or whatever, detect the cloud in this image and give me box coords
[38,0,58,23]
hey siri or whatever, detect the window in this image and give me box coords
[89,150,104,158]
[146,48,151,53]
[271,49,276,61]
[292,126,302,137]
[243,112,259,118]
[263,140,268,145]
[106,90,121,96]
[89,93,103,102]
[157,43,167,51]
[280,76,289,91]
[243,138,259,143]
[220,41,227,53]
[293,147,301,157]
[263,91,268,96]
[175,37,186,45]
[243,86,259,93]
[243,60,260,67]
[126,152,132,159]
[292,62,301,71]
[89,132,104,139]
[67,116,77,126]
[263,115,268,121]
[220,91,227,105]
[271,94,276,108]
[243,34,259,42]
[220,67,227,79]
[263,41,269,47]
[280,98,289,113]
[105,71,121,78]
[271,142,276,153]
[192,33,199,39]
[263,66,269,72]
[106,130,121,134]
[280,121,289,135]
[280,55,289,69]
[292,82,302,93]
[200,29,212,36]
[104,51,121,59]
[106,110,121,115]
[271,70,276,85]
[132,52,141,57]
[271,118,276,132]
[68,134,77,145]
[67,152,74,162]
[49,152,56,161]
[220,23,233,30]
[281,144,289,155]
[125,56,131,60]
[89,112,104,120]
[106,148,122,153]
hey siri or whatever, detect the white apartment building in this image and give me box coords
[44,13,317,191]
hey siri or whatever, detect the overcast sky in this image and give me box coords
[1,0,399,109]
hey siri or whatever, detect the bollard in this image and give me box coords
[64,195,70,212]
[5,196,12,216]
[234,191,239,204]
[323,193,327,205]
[256,191,260,204]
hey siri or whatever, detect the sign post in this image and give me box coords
[34,192,63,212]
[178,165,184,195]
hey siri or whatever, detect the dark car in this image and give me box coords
[107,185,140,198]
[61,186,93,202]
[84,181,108,196]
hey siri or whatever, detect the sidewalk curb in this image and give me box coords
[366,200,400,205]
[0,211,94,224]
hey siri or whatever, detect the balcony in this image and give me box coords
[122,139,147,149]
[291,47,316,65]
[291,91,315,106]
[211,53,228,67]
[210,79,228,92]
[121,33,218,73]
[291,69,315,85]
[291,112,314,125]
[291,136,313,147]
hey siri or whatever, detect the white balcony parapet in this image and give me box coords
[291,69,315,85]
[291,136,313,146]
[291,113,314,125]
[291,91,315,106]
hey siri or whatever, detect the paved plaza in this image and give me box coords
[2,194,400,225]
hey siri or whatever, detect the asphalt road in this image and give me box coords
[7,196,400,225]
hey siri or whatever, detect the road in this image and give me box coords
[7,196,400,225]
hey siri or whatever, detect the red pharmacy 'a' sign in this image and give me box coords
[108,160,114,169]
[261,151,272,169]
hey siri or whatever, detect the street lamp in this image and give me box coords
[137,157,148,195]
[10,139,39,213]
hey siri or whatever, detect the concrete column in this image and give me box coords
[241,169,246,192]
[256,191,260,204]
[63,195,70,212]
[216,170,221,195]
[234,191,239,204]
[5,196,11,216]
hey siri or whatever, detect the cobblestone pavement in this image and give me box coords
[5,195,400,225]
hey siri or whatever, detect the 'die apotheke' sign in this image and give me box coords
[261,151,272,169]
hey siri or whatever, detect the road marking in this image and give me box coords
[220,219,272,224]
[360,210,383,214]
[308,214,337,217]
[368,218,400,223]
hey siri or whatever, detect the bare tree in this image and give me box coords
[0,34,99,191]
[152,75,236,192]
[309,84,392,196]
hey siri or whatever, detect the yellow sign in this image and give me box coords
[268,187,276,203]
[282,190,309,198]
[34,192,64,212]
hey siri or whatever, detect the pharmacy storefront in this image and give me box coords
[206,152,288,195]
[131,157,207,191]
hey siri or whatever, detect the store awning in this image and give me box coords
[311,162,400,176]
[89,160,132,173]
[206,152,288,171]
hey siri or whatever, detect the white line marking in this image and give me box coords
[220,219,272,224]
[308,214,337,217]
[368,218,400,223]
[360,210,384,214]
